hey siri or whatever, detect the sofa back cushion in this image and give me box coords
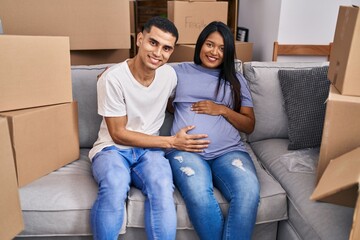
[243,61,328,143]
[71,64,112,148]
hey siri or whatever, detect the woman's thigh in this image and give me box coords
[211,151,259,201]
[166,151,214,196]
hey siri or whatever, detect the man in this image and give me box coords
[89,16,210,240]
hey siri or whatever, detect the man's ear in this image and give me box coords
[136,32,143,47]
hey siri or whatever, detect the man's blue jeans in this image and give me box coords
[90,146,176,240]
[166,150,260,240]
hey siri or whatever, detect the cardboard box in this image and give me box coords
[71,49,130,65]
[0,0,130,50]
[328,6,360,96]
[311,147,360,240]
[317,85,360,182]
[169,41,253,63]
[0,117,24,239]
[0,35,73,112]
[312,147,360,207]
[168,1,228,44]
[235,41,253,62]
[169,45,196,63]
[1,102,80,187]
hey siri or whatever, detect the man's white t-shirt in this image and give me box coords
[89,60,177,160]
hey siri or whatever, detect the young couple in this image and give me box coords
[89,16,260,240]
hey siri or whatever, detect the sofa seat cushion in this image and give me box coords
[126,143,287,229]
[18,145,286,238]
[243,61,328,143]
[18,149,126,237]
[250,139,354,240]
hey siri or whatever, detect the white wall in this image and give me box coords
[238,0,352,61]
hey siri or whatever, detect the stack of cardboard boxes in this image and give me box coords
[311,5,360,240]
[167,0,253,63]
[0,0,132,65]
[0,35,80,239]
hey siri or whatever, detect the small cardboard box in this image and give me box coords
[0,35,72,112]
[0,117,24,239]
[328,6,360,96]
[0,0,130,50]
[235,41,253,62]
[1,102,80,187]
[168,1,228,44]
[311,147,360,240]
[317,85,360,182]
[169,41,253,63]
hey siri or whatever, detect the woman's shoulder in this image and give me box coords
[169,62,196,72]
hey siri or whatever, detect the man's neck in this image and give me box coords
[127,56,155,87]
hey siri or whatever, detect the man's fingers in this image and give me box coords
[188,134,209,140]
[182,125,195,132]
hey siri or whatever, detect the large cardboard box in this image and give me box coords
[311,147,360,240]
[1,102,80,187]
[169,41,253,63]
[168,1,228,44]
[317,85,360,182]
[0,35,73,112]
[0,0,130,50]
[328,6,360,96]
[70,49,130,65]
[0,117,24,239]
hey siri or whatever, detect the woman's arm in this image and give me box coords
[191,100,255,134]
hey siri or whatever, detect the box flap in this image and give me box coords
[311,147,360,208]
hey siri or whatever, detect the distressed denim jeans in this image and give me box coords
[166,150,260,240]
[91,146,176,240]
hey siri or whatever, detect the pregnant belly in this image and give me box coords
[173,109,240,152]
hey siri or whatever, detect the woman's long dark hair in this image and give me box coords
[193,21,241,111]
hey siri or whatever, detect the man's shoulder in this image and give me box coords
[157,63,177,78]
[159,63,176,72]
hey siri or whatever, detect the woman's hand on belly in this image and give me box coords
[191,100,226,116]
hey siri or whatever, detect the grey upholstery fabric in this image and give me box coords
[18,149,126,237]
[71,64,113,148]
[278,66,330,150]
[243,61,328,143]
[250,139,354,240]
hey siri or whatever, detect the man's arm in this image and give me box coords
[105,116,210,152]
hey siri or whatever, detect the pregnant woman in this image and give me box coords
[166,21,260,240]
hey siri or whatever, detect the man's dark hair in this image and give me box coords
[142,16,179,44]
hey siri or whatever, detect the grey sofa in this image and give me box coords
[14,61,353,240]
